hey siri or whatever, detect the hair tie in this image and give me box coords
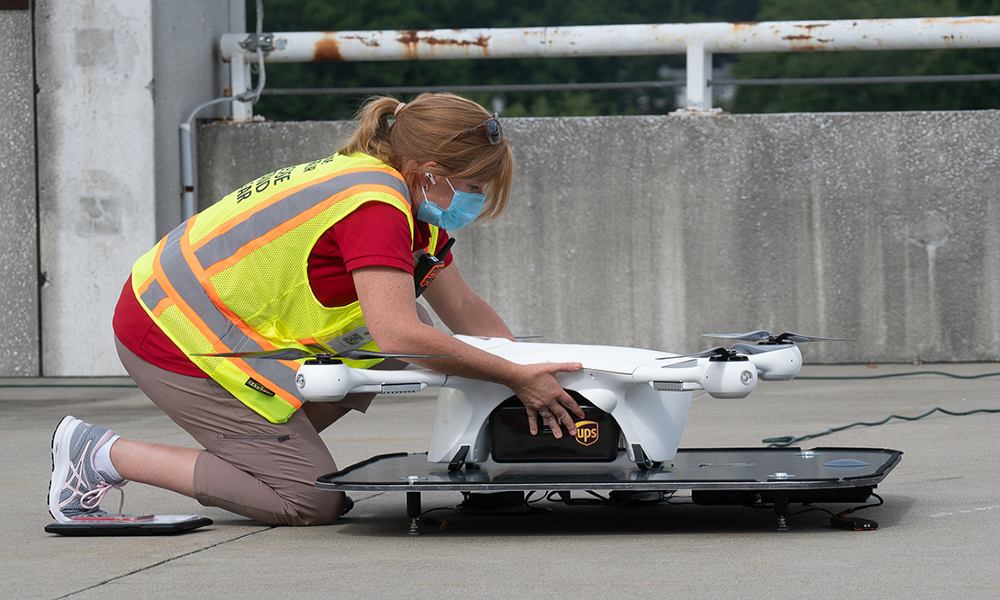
[393,102,406,116]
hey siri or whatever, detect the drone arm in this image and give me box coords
[633,358,758,399]
[632,363,705,390]
[743,345,803,381]
[295,363,447,402]
[343,367,447,393]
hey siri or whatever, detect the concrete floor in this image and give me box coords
[2,363,999,600]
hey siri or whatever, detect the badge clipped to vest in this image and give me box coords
[414,238,456,298]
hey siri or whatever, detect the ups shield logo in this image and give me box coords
[574,420,600,446]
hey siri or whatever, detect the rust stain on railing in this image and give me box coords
[314,35,343,61]
[781,30,835,51]
[396,30,491,59]
[314,33,383,60]
[342,34,380,47]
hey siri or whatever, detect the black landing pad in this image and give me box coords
[316,447,901,533]
[317,447,901,492]
[45,515,213,537]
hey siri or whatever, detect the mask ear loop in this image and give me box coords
[421,173,435,203]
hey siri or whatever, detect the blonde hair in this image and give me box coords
[339,93,513,219]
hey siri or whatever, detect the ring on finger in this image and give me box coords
[538,410,553,418]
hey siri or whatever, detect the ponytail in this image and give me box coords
[339,96,400,159]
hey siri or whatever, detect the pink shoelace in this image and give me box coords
[59,439,128,515]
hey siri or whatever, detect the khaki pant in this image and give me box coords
[116,339,384,526]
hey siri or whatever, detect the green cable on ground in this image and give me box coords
[797,371,1000,381]
[764,406,1000,447]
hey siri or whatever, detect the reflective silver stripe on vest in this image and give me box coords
[140,279,168,311]
[194,171,410,270]
[156,224,302,400]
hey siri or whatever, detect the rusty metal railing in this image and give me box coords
[218,16,1000,120]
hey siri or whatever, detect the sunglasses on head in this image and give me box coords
[462,113,503,145]
[481,113,502,145]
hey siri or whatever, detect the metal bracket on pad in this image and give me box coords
[448,445,470,472]
[632,444,656,470]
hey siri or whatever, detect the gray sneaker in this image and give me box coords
[48,416,127,522]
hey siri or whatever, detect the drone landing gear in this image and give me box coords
[774,491,791,532]
[631,444,663,471]
[408,445,478,536]
[407,491,422,535]
[447,445,479,473]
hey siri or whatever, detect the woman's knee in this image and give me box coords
[282,489,346,526]
[194,452,344,526]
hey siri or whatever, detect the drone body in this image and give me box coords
[294,333,813,466]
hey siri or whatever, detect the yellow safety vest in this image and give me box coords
[130,152,439,423]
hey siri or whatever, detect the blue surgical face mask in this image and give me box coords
[417,175,486,230]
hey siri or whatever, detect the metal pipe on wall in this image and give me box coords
[178,0,266,220]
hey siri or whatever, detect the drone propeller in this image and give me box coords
[339,349,452,360]
[193,348,317,360]
[702,330,850,345]
[193,348,450,361]
[656,346,738,361]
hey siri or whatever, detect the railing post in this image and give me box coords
[229,54,254,121]
[685,42,712,109]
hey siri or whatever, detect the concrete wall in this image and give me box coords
[0,7,39,376]
[35,0,157,376]
[199,111,1000,364]
[30,0,243,376]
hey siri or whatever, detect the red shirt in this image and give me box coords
[113,202,451,377]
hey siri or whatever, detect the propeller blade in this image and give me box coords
[730,342,794,355]
[701,330,773,342]
[703,330,851,344]
[656,346,731,361]
[192,348,316,360]
[195,347,453,361]
[338,349,453,360]
[775,332,851,343]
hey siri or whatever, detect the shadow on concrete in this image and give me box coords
[333,495,917,538]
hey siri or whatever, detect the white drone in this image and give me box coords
[217,330,844,470]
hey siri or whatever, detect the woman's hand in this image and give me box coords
[508,362,586,438]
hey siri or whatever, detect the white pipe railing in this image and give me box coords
[219,16,1000,115]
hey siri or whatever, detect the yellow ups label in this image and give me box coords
[574,420,599,446]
